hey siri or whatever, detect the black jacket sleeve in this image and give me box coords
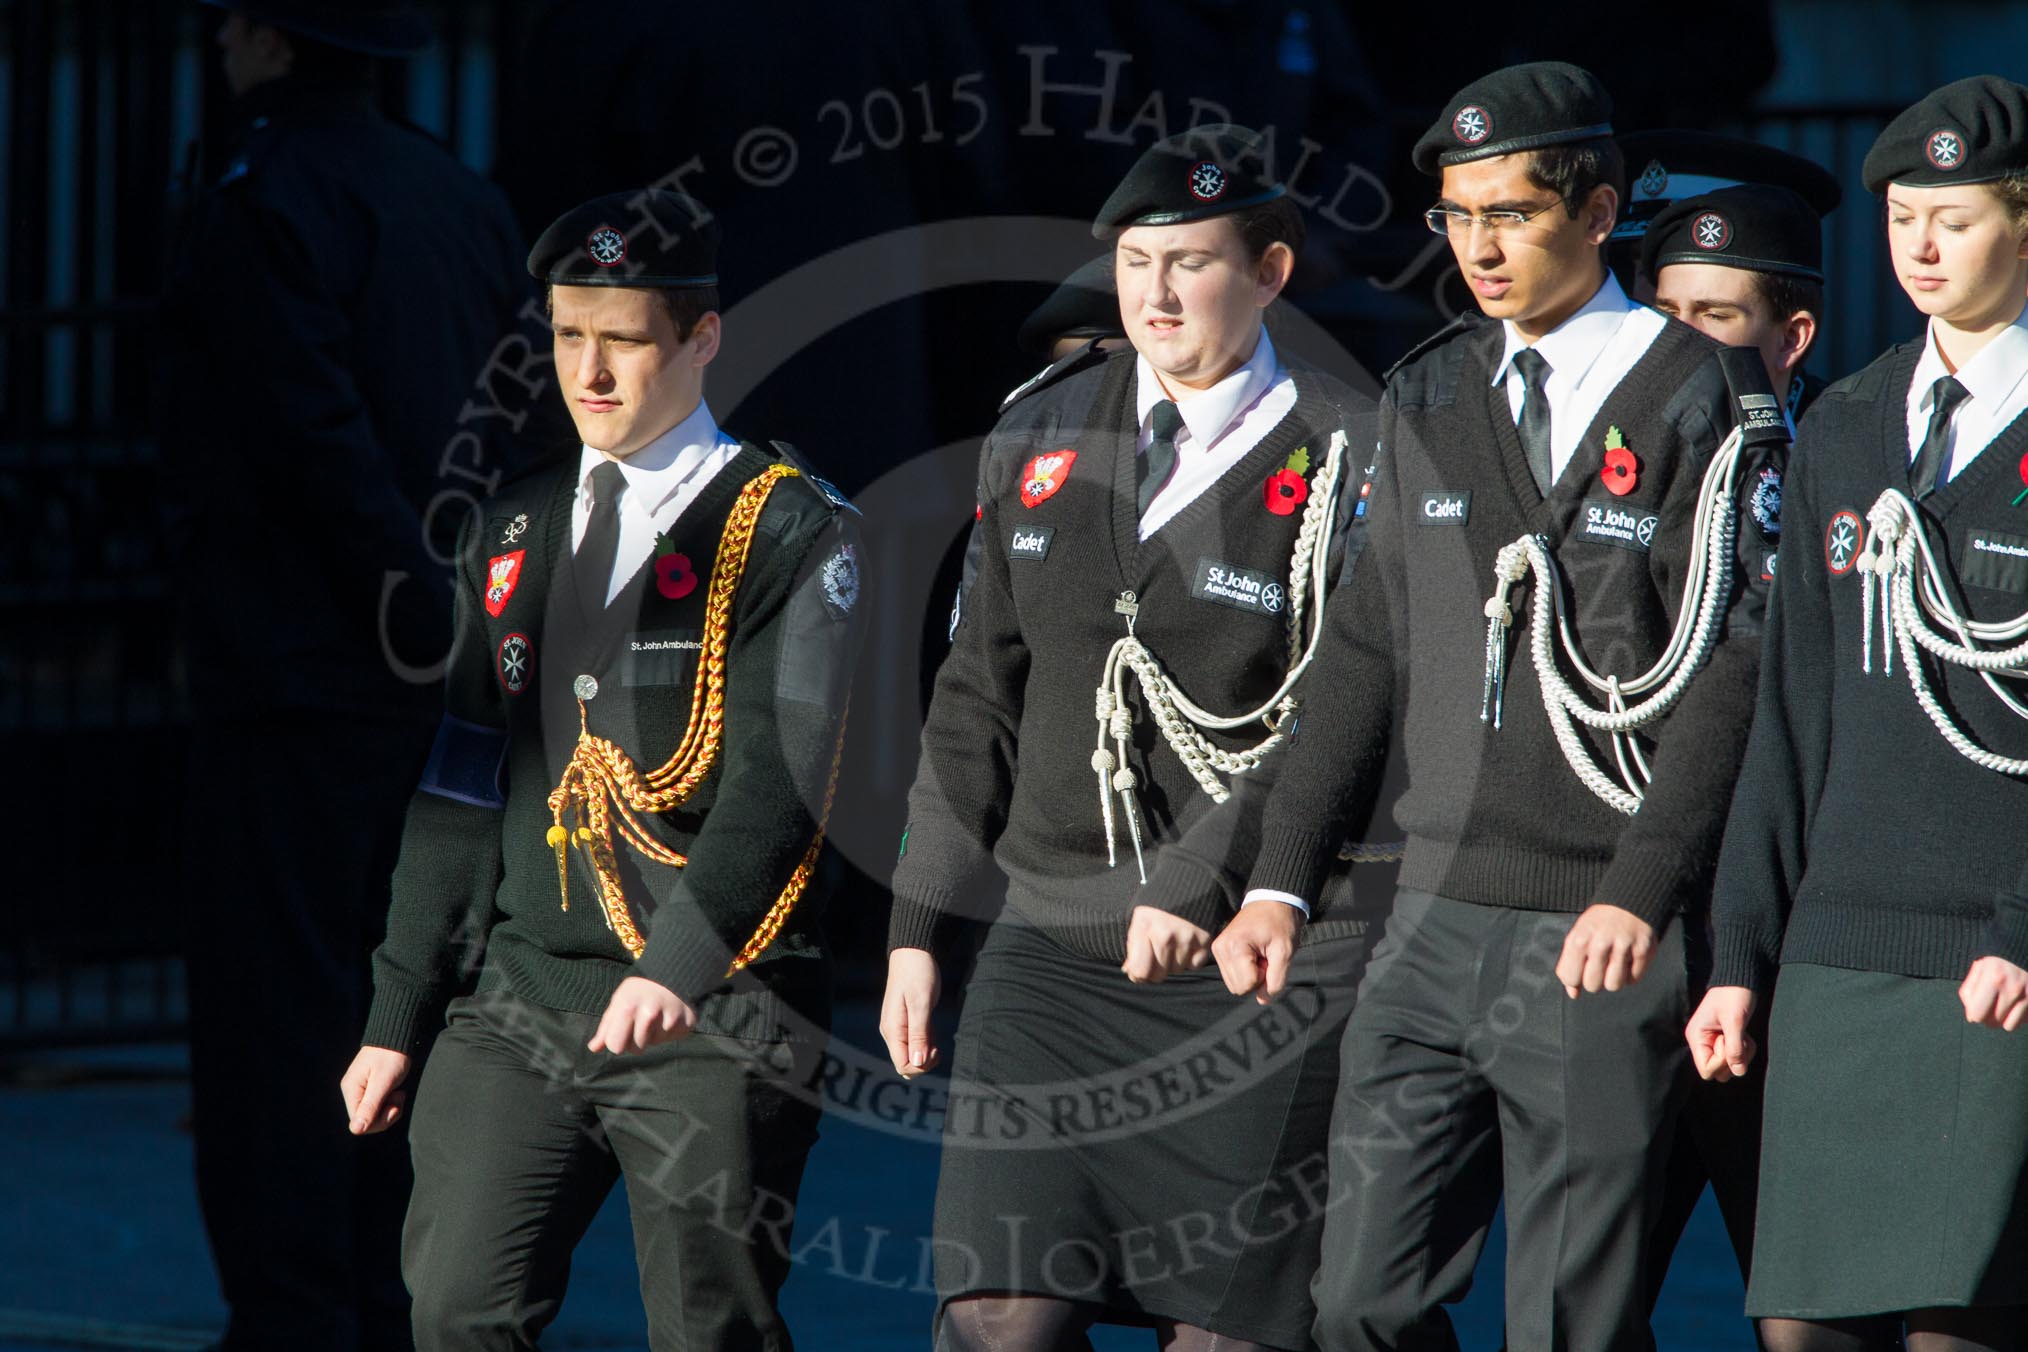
[1592,357,1774,927]
[1709,439,1834,991]
[1247,418,1405,905]
[362,516,507,1053]
[888,431,1030,952]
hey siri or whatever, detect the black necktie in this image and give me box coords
[576,460,626,613]
[1910,375,1971,499]
[1138,399,1185,517]
[1513,347,1554,495]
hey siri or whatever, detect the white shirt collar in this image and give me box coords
[1135,327,1281,450]
[1912,306,2028,413]
[1489,271,1636,389]
[576,399,726,517]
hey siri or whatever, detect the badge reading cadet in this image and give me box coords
[500,513,530,545]
[821,542,860,618]
[485,550,526,617]
[496,633,532,694]
[1600,427,1639,497]
[1453,105,1491,144]
[1019,450,1077,507]
[1751,465,1783,538]
[1264,445,1311,516]
[586,225,628,267]
[1825,510,1863,575]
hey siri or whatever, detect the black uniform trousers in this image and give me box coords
[183,712,433,1352]
[402,988,822,1351]
[1314,890,1691,1352]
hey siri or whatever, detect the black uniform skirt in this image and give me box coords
[930,913,1367,1349]
[1747,962,2028,1319]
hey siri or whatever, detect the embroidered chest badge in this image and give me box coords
[1264,445,1311,516]
[652,533,697,601]
[821,542,860,617]
[1825,510,1863,576]
[484,549,525,617]
[1600,426,1639,497]
[1751,465,1783,538]
[1019,450,1077,507]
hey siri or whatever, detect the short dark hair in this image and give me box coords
[545,283,719,342]
[1750,270,1824,364]
[1526,138,1626,218]
[1230,196,1307,264]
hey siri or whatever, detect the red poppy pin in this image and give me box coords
[1600,426,1638,497]
[1019,450,1077,508]
[2013,450,2028,507]
[653,534,698,600]
[1264,445,1311,516]
[484,550,525,617]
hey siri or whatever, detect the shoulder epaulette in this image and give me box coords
[998,337,1114,414]
[1380,311,1485,388]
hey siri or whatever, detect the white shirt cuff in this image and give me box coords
[1241,889,1311,918]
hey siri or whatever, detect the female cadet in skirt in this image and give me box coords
[1689,76,2028,1352]
[879,126,1380,1351]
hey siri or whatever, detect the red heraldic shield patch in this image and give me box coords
[1019,451,1078,508]
[485,550,525,617]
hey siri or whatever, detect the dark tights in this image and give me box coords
[1759,1308,2025,1352]
[937,1294,1286,1352]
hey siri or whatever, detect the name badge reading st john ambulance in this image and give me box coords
[1576,498,1660,553]
[1191,557,1286,616]
[1964,527,2028,594]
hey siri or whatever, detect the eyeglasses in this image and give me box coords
[1423,202,1565,236]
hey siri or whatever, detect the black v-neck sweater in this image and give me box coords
[1247,315,1774,927]
[363,444,863,1052]
[1712,341,2028,991]
[888,351,1377,959]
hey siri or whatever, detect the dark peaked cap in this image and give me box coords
[199,0,431,56]
[1092,124,1286,237]
[1018,255,1124,355]
[528,190,720,289]
[1615,130,1841,240]
[1863,75,2028,192]
[1413,62,1613,176]
[1640,184,1825,282]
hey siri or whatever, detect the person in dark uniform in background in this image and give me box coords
[1221,63,1781,1351]
[1615,130,1844,419]
[1643,185,1833,425]
[1635,178,1835,1347]
[341,190,864,1351]
[153,4,524,1347]
[1688,76,2028,1352]
[883,126,1379,1351]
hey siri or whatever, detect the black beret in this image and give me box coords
[1018,255,1123,355]
[1863,75,2028,193]
[1413,62,1612,177]
[1614,130,1841,240]
[201,0,431,56]
[1092,124,1286,238]
[527,190,720,289]
[1640,184,1825,283]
